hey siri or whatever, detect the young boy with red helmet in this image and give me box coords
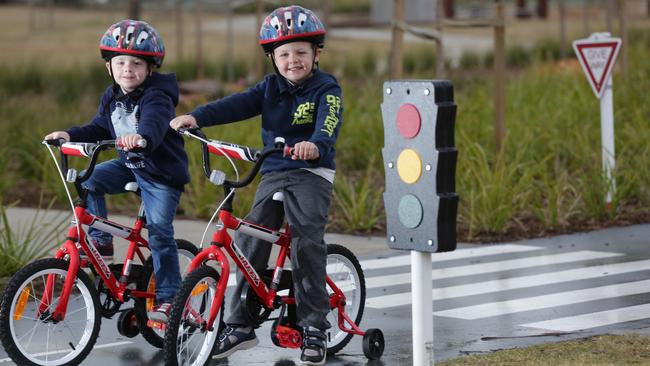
[170,5,341,365]
[45,19,190,322]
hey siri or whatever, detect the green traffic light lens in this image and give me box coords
[398,194,423,228]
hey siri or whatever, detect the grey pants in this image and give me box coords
[226,170,333,331]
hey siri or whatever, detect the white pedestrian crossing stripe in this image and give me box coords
[521,303,650,332]
[365,250,622,289]
[434,279,650,319]
[358,244,541,271]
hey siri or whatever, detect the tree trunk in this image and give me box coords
[537,0,548,18]
[128,0,141,20]
[195,0,204,79]
[618,0,627,76]
[389,0,405,79]
[255,0,264,79]
[558,0,566,59]
[494,0,506,155]
[442,0,454,18]
[435,0,445,79]
[176,0,183,62]
[226,0,234,82]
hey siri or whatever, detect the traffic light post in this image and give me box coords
[381,80,458,365]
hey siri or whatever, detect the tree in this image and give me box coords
[128,0,141,20]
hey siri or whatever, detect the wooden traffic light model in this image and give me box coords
[381,80,458,252]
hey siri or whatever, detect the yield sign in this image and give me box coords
[573,33,622,98]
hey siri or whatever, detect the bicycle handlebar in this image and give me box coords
[43,138,146,185]
[178,128,290,189]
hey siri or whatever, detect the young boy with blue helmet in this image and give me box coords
[170,5,341,365]
[45,19,190,322]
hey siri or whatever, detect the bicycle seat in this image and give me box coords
[272,192,284,202]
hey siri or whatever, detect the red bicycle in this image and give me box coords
[0,139,198,366]
[161,129,384,366]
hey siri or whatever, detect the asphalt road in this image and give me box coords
[2,207,650,365]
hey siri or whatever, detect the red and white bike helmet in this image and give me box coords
[259,5,326,54]
[100,19,165,68]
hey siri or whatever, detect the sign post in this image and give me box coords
[572,32,622,206]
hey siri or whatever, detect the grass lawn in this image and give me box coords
[438,334,650,366]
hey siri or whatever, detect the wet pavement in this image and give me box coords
[2,207,650,365]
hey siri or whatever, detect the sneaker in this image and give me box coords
[80,238,114,260]
[212,325,258,359]
[300,326,327,365]
[148,302,172,323]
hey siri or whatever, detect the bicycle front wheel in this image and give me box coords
[325,243,366,355]
[164,265,224,366]
[0,258,101,366]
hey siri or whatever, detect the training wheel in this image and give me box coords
[117,308,139,338]
[362,328,384,360]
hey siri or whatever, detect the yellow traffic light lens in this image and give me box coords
[396,103,421,139]
[397,148,422,184]
[398,194,423,228]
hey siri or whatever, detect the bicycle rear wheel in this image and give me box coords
[325,244,365,355]
[134,238,199,348]
[0,258,101,366]
[164,265,224,366]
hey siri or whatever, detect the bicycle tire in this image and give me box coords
[134,238,199,348]
[0,258,101,366]
[325,243,366,355]
[164,265,224,366]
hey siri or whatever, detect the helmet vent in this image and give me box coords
[112,28,120,42]
[284,11,292,28]
[136,32,149,45]
[125,25,135,44]
[271,16,281,30]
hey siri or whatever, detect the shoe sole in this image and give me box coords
[212,338,259,359]
[300,357,326,366]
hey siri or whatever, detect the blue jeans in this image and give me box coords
[82,159,182,302]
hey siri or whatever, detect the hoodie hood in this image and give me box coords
[142,72,179,106]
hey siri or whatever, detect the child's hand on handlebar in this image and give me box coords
[44,131,70,142]
[118,134,147,150]
[291,141,319,161]
[170,115,199,131]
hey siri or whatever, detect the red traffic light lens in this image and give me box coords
[396,103,421,139]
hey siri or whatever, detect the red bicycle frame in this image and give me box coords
[41,140,156,321]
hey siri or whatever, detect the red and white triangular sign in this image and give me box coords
[573,33,622,99]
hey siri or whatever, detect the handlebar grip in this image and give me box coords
[116,138,147,149]
[43,138,66,147]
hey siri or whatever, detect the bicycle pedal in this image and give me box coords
[147,319,166,331]
[274,324,302,349]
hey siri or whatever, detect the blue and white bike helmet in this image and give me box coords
[100,19,165,68]
[259,5,326,54]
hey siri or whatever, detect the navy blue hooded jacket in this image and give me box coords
[66,72,190,190]
[190,69,343,174]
